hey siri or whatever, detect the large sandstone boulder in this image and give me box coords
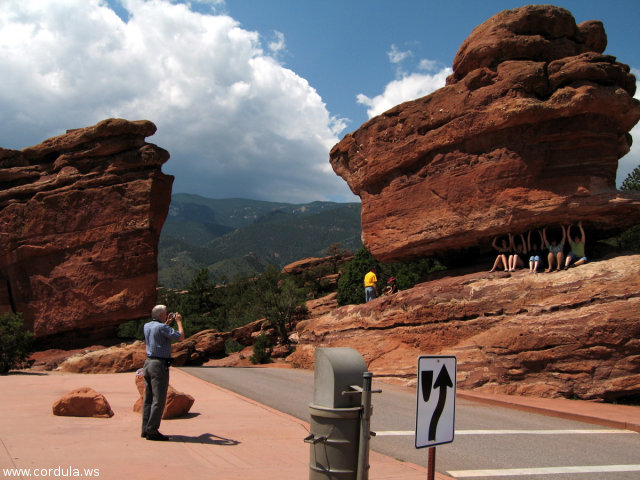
[330,5,640,262]
[57,341,147,373]
[289,255,640,402]
[52,387,114,418]
[0,119,173,345]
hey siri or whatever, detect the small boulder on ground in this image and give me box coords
[52,387,114,418]
[133,372,194,419]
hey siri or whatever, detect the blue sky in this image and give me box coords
[1,0,639,203]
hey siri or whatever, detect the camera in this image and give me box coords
[168,312,176,321]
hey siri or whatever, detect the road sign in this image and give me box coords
[415,355,456,449]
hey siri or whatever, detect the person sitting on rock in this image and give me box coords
[508,233,527,272]
[527,229,544,273]
[543,225,566,272]
[489,235,510,272]
[382,277,398,296]
[564,221,587,269]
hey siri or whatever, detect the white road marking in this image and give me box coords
[447,464,640,477]
[374,429,636,436]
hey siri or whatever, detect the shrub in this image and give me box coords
[224,338,244,354]
[336,246,445,305]
[336,246,379,306]
[0,312,34,374]
[116,319,145,340]
[249,333,272,364]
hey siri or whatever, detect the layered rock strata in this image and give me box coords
[0,119,172,345]
[289,255,640,402]
[330,5,640,262]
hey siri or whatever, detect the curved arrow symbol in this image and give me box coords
[428,365,453,441]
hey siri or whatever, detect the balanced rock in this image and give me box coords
[133,373,194,419]
[0,119,173,345]
[330,5,640,262]
[52,387,114,418]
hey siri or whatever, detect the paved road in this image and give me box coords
[182,366,640,480]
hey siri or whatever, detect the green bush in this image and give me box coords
[249,333,272,364]
[336,246,445,305]
[116,318,145,340]
[224,338,244,354]
[336,246,379,305]
[0,312,34,374]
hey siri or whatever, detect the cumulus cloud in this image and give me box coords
[357,43,451,119]
[356,66,451,119]
[0,0,354,202]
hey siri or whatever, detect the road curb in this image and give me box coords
[457,390,640,433]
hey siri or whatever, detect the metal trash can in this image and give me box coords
[305,348,367,480]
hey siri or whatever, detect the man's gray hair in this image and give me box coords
[151,304,167,320]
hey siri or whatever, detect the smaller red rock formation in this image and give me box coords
[133,374,194,419]
[329,5,640,262]
[57,342,147,373]
[52,387,114,418]
[29,347,106,371]
[55,320,270,372]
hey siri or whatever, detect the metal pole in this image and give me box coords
[356,372,373,480]
[427,447,436,480]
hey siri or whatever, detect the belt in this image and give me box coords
[147,356,172,362]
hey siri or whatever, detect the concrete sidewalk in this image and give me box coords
[0,369,440,480]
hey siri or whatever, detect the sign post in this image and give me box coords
[415,356,457,480]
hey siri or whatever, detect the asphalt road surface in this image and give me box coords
[181,366,640,480]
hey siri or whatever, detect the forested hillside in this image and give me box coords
[158,194,362,288]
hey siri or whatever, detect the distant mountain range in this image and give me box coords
[158,194,362,288]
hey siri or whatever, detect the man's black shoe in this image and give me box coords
[146,432,169,441]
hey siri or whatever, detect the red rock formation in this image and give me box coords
[0,119,172,345]
[52,387,114,418]
[57,341,147,373]
[289,255,640,402]
[55,322,264,372]
[29,346,107,371]
[330,5,640,262]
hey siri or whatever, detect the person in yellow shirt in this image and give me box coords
[364,266,378,302]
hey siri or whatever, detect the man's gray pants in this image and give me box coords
[141,358,169,436]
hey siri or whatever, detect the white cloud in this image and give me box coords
[616,68,640,187]
[356,67,451,119]
[268,30,286,55]
[387,44,412,64]
[0,0,354,203]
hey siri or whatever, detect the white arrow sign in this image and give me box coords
[415,355,456,449]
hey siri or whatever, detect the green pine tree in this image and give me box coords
[0,312,34,374]
[621,164,640,192]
